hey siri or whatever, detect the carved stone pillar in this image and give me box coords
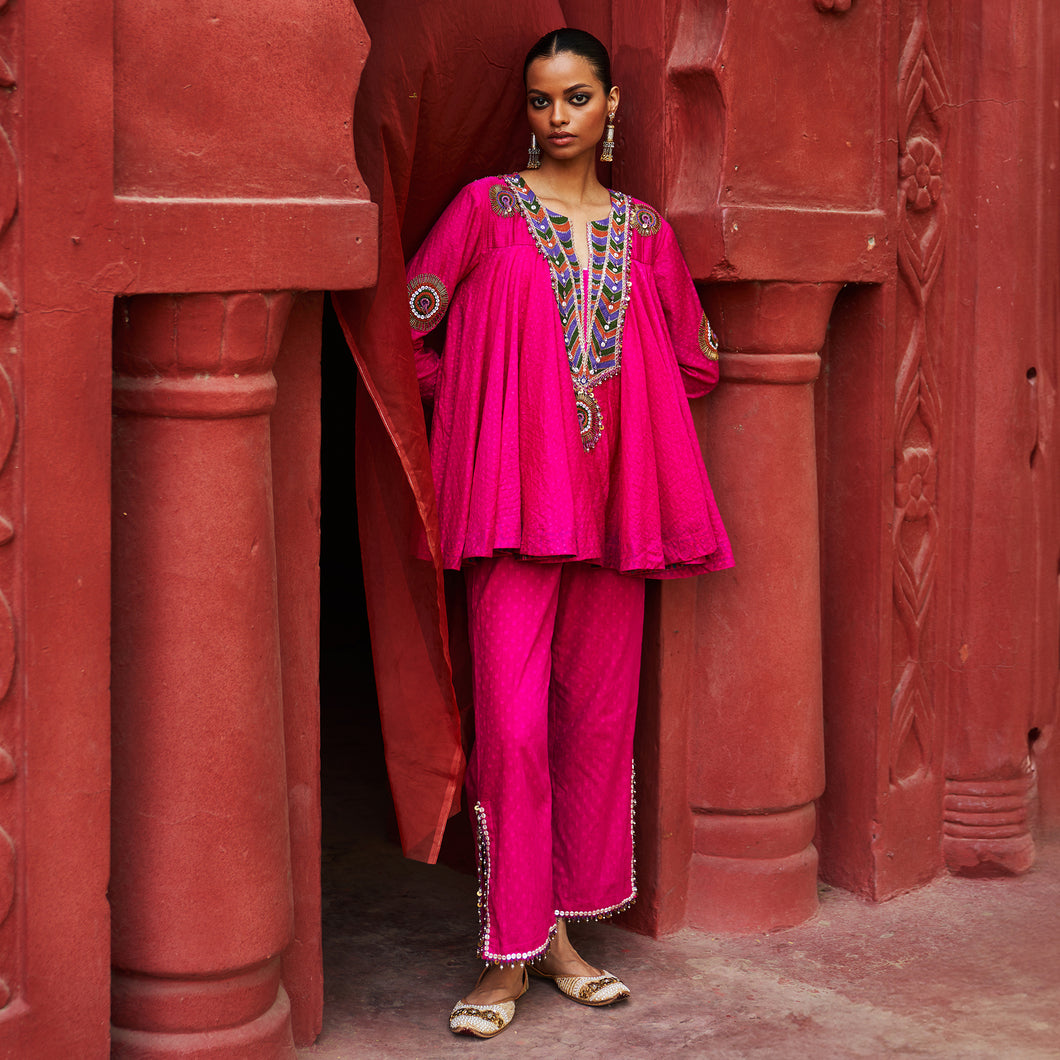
[110,292,297,1060]
[687,280,840,931]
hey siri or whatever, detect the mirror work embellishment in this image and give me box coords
[408,273,449,332]
[698,314,720,361]
[490,183,519,218]
[503,174,631,451]
[630,204,660,237]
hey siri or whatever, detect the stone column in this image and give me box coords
[110,292,297,1060]
[686,280,840,931]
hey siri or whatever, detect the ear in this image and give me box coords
[607,85,621,115]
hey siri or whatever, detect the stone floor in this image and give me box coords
[299,710,1060,1060]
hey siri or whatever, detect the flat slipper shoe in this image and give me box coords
[528,965,630,1006]
[449,967,529,1038]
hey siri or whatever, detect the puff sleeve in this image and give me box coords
[652,220,720,400]
[406,182,488,401]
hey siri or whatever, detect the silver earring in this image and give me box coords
[528,133,542,169]
[600,113,615,163]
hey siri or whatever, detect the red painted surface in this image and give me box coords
[0,1,1055,1056]
[620,4,882,931]
[111,292,298,1059]
[272,295,327,1046]
[814,0,1060,898]
[940,0,1060,876]
[683,281,838,932]
[0,2,374,1057]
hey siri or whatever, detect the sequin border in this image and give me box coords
[408,272,449,332]
[698,313,720,361]
[554,761,638,923]
[473,801,559,966]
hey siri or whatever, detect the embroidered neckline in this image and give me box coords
[503,174,631,451]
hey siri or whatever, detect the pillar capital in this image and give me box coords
[704,280,843,357]
[113,292,294,418]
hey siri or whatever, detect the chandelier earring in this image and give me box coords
[527,133,542,169]
[600,111,616,163]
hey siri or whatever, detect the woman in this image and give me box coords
[405,28,732,1038]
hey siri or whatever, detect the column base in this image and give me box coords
[111,984,295,1060]
[943,776,1036,877]
[687,805,819,932]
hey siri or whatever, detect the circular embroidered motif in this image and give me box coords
[698,313,720,361]
[630,204,660,236]
[575,387,604,450]
[489,183,519,218]
[408,273,449,331]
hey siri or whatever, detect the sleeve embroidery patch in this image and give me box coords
[408,273,449,332]
[489,183,519,218]
[698,313,720,361]
[630,203,660,237]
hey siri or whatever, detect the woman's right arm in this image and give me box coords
[406,182,486,401]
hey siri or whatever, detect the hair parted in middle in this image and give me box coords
[522,28,613,92]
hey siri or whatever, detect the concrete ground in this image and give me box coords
[301,710,1059,1060]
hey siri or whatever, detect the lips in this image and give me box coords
[548,133,575,144]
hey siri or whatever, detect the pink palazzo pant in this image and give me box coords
[463,555,645,964]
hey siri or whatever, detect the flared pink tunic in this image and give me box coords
[407,174,732,577]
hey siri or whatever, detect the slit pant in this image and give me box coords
[464,556,645,964]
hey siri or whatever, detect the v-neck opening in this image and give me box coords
[545,206,613,229]
[501,172,633,450]
[549,212,609,279]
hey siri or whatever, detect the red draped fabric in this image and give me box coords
[331,2,566,862]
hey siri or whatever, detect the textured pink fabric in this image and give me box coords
[407,176,734,578]
[464,557,643,964]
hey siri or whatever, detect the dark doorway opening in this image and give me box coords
[314,298,481,1050]
[318,296,392,854]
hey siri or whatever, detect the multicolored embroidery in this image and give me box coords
[630,203,660,236]
[503,174,631,451]
[408,273,449,332]
[698,313,720,361]
[489,183,518,218]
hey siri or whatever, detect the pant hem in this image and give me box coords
[474,800,560,966]
[555,889,638,923]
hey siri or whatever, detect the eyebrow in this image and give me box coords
[527,82,594,96]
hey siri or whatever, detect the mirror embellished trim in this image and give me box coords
[554,760,637,922]
[472,801,558,966]
[503,174,631,451]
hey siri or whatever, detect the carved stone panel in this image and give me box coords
[0,0,20,1015]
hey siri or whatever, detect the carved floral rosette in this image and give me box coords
[891,4,948,787]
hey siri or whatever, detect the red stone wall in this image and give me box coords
[0,2,376,1057]
[0,2,1055,1056]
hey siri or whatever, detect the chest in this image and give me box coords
[562,207,608,271]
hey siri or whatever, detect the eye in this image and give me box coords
[529,96,550,110]
[569,93,590,105]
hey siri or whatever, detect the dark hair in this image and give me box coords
[523,29,613,93]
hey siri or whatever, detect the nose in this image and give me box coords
[549,102,569,127]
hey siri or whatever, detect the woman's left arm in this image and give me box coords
[653,220,720,400]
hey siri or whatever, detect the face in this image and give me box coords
[525,51,619,162]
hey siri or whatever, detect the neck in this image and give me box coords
[528,153,606,205]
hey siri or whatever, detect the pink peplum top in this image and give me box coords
[406,173,733,577]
